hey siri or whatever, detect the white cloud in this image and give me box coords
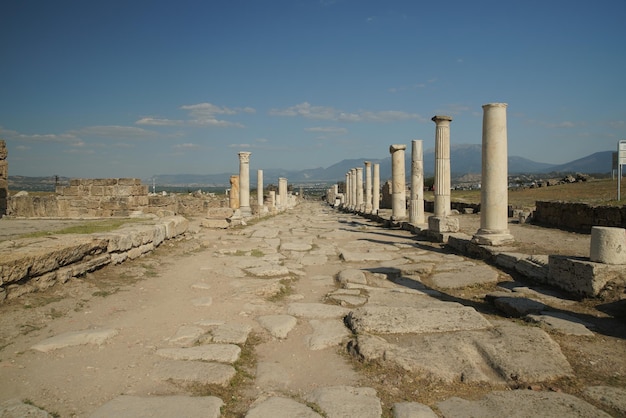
[270,102,424,123]
[136,102,254,128]
[228,143,252,148]
[305,126,348,134]
[0,125,78,143]
[136,117,185,126]
[174,143,201,150]
[69,125,156,139]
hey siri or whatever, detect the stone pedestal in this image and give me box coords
[472,103,514,245]
[372,163,380,214]
[590,226,626,265]
[356,167,364,212]
[364,161,372,213]
[229,175,240,209]
[268,191,276,210]
[428,216,460,233]
[410,139,425,225]
[389,144,407,220]
[238,152,251,216]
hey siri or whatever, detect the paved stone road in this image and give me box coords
[1,201,624,417]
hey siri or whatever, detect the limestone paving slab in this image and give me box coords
[256,314,298,338]
[31,328,118,352]
[492,296,546,317]
[339,250,395,262]
[153,359,236,386]
[191,296,213,307]
[211,323,252,344]
[89,395,223,418]
[255,362,292,390]
[305,319,352,350]
[167,325,206,346]
[437,390,611,418]
[0,399,52,417]
[156,344,241,363]
[346,305,491,334]
[336,268,367,286]
[246,396,322,418]
[537,310,604,336]
[353,321,573,384]
[287,302,350,319]
[245,265,291,277]
[365,288,448,308]
[583,385,626,415]
[280,242,312,251]
[429,265,499,289]
[305,386,382,418]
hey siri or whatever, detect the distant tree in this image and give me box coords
[266,183,278,192]
[337,181,346,194]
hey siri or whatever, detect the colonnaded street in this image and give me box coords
[0,200,625,417]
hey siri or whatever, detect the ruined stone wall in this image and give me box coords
[0,140,7,217]
[534,201,626,233]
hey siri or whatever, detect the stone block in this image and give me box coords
[0,161,8,178]
[548,255,626,297]
[428,216,459,233]
[590,226,626,265]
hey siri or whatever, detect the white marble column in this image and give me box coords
[238,152,251,216]
[364,161,372,213]
[429,115,459,233]
[350,168,357,211]
[373,163,380,214]
[345,172,350,208]
[356,167,364,212]
[432,116,451,217]
[257,169,265,212]
[410,139,425,225]
[473,103,514,245]
[389,144,407,220]
[229,175,239,209]
[278,177,287,209]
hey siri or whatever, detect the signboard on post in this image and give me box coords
[618,140,626,201]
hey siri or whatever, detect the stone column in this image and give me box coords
[410,139,425,225]
[278,177,287,209]
[0,140,7,217]
[257,169,265,212]
[432,116,452,217]
[238,152,251,216]
[346,172,352,209]
[590,226,626,265]
[350,168,357,211]
[364,161,372,213]
[269,190,276,209]
[229,175,240,209]
[472,103,514,245]
[372,163,380,214]
[389,144,407,220]
[356,167,364,212]
[429,116,459,233]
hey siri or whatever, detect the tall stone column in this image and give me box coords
[389,144,407,220]
[364,161,372,213]
[229,175,240,209]
[473,103,514,245]
[350,168,357,211]
[432,116,452,217]
[345,172,350,209]
[356,167,364,212]
[257,169,264,211]
[0,140,7,217]
[410,139,425,225]
[278,177,287,209]
[372,163,380,214]
[238,152,251,216]
[429,115,458,233]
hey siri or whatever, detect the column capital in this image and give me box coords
[482,103,507,109]
[364,161,371,167]
[431,115,453,123]
[238,151,251,162]
[389,144,407,153]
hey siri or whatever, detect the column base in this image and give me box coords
[428,216,459,233]
[472,229,515,246]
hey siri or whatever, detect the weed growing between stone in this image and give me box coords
[186,332,264,418]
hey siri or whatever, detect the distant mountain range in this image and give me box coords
[8,145,615,190]
[151,145,615,186]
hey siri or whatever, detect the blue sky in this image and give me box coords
[1,0,625,179]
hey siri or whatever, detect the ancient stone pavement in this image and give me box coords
[1,201,624,417]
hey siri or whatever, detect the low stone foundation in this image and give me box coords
[0,216,188,303]
[534,201,626,232]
